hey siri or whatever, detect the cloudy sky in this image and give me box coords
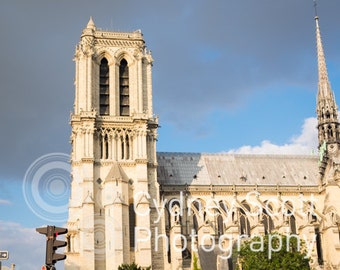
[1,0,340,269]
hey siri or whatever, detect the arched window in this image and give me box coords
[289,214,297,234]
[119,59,129,116]
[262,205,274,235]
[99,58,109,115]
[217,215,224,236]
[191,199,205,219]
[100,133,109,159]
[307,201,317,224]
[283,202,297,234]
[169,202,182,226]
[328,125,333,139]
[239,203,251,236]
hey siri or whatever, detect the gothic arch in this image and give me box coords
[114,49,135,65]
[167,198,182,226]
[190,198,206,227]
[305,201,318,224]
[190,198,206,217]
[262,202,274,234]
[281,201,297,234]
[218,199,235,224]
[239,201,251,236]
[95,50,114,66]
[218,199,229,215]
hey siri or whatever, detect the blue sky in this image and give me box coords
[1,0,340,269]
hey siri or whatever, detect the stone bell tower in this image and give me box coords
[65,17,163,270]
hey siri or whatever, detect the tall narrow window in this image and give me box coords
[100,133,109,159]
[315,227,323,265]
[125,134,130,160]
[240,203,250,236]
[193,215,198,234]
[67,235,71,252]
[129,203,136,248]
[100,58,109,115]
[263,204,274,235]
[121,136,125,160]
[284,202,297,234]
[217,215,224,237]
[119,59,129,116]
[289,214,297,234]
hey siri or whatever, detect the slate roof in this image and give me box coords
[156,152,319,186]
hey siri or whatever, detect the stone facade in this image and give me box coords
[66,16,340,270]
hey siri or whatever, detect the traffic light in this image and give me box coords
[50,226,68,264]
[36,225,68,267]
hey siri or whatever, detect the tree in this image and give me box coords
[235,233,310,270]
[192,253,201,270]
[117,262,151,270]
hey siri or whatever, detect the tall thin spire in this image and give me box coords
[315,11,340,150]
[315,15,333,100]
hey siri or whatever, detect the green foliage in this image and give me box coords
[117,262,151,270]
[235,233,310,270]
[192,253,201,270]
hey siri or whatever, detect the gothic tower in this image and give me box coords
[65,18,163,270]
[316,14,340,268]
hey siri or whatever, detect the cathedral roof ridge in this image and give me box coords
[157,151,201,155]
[156,151,318,159]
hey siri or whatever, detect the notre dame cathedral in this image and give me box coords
[65,15,340,270]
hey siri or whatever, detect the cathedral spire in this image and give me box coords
[315,14,340,150]
[315,16,333,101]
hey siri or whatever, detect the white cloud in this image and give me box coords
[0,221,45,270]
[0,199,11,205]
[228,117,318,155]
